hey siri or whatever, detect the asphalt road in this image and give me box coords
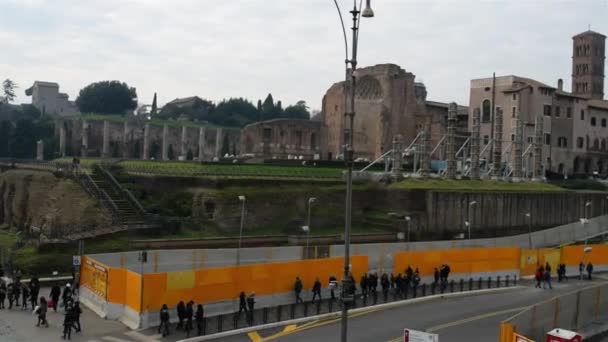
[217,279,598,342]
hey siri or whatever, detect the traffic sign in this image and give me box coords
[403,329,438,342]
[72,255,81,267]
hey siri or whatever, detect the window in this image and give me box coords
[512,107,516,118]
[603,118,607,128]
[544,133,551,145]
[543,105,552,116]
[593,138,599,150]
[295,131,303,147]
[581,110,585,120]
[512,94,517,101]
[511,134,515,141]
[577,137,584,148]
[527,137,534,144]
[483,135,489,145]
[482,100,491,123]
[555,106,561,117]
[557,137,568,148]
[567,107,572,118]
[591,117,597,126]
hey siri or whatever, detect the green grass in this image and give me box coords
[390,179,566,192]
[119,160,344,179]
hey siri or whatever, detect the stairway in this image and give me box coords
[88,166,146,225]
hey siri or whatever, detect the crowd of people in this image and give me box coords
[158,300,208,338]
[534,261,594,289]
[0,273,81,341]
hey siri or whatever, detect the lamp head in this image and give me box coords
[238,195,246,202]
[525,213,531,218]
[405,216,411,221]
[361,0,374,18]
[464,221,470,227]
[309,197,317,204]
[469,201,477,206]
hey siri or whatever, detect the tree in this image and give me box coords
[211,98,259,127]
[158,97,215,121]
[76,80,138,115]
[151,92,158,116]
[2,79,17,103]
[283,100,311,120]
[261,93,275,120]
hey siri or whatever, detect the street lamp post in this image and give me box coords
[464,221,470,240]
[305,197,317,256]
[405,216,411,242]
[525,212,532,249]
[332,1,374,341]
[237,195,246,267]
[468,201,477,240]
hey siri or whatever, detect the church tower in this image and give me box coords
[572,30,606,100]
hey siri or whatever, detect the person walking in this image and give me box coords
[433,268,440,286]
[238,291,248,315]
[7,282,14,309]
[62,303,75,340]
[36,296,48,328]
[534,267,542,288]
[62,283,72,310]
[12,280,21,307]
[359,274,368,298]
[21,283,29,310]
[543,268,552,289]
[294,277,304,304]
[30,277,40,308]
[176,301,186,330]
[579,261,585,280]
[185,301,194,338]
[50,285,61,312]
[195,304,204,336]
[587,262,594,280]
[0,281,6,309]
[311,278,322,304]
[72,302,82,333]
[158,304,170,337]
[328,275,337,300]
[381,273,390,302]
[246,292,256,325]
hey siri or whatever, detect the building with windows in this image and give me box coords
[468,30,608,177]
[25,81,78,117]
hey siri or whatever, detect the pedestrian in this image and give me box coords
[13,279,21,307]
[176,301,186,329]
[587,262,594,280]
[543,269,552,289]
[328,275,338,300]
[390,273,396,289]
[195,304,204,336]
[370,273,378,303]
[0,281,6,309]
[433,268,440,285]
[413,268,421,289]
[50,284,61,312]
[36,296,48,327]
[381,273,390,302]
[579,261,585,280]
[360,274,368,298]
[238,291,248,314]
[185,301,194,337]
[7,282,14,309]
[158,304,170,337]
[545,262,552,275]
[30,276,40,307]
[21,283,29,310]
[247,292,256,325]
[72,302,82,333]
[312,278,322,303]
[294,277,304,304]
[534,267,542,288]
[62,283,72,310]
[62,302,75,340]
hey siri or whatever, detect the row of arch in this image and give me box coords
[573,157,607,175]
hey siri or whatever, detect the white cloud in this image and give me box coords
[0,0,607,111]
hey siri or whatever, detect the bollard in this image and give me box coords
[249,312,254,326]
[202,317,207,335]
[290,304,295,319]
[514,274,518,286]
[497,276,501,288]
[218,314,223,332]
[469,278,473,291]
[450,280,455,293]
[304,302,308,317]
[328,300,333,312]
[233,313,239,329]
[316,301,321,315]
[487,276,492,289]
[431,282,436,295]
[422,283,427,297]
[277,305,282,322]
[459,279,464,292]
[362,295,367,307]
[413,286,417,298]
[263,307,268,324]
[478,277,482,289]
[506,275,510,287]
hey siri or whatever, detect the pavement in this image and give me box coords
[210,278,602,342]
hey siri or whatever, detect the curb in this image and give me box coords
[177,286,525,342]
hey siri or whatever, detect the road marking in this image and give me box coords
[248,331,263,342]
[125,330,161,341]
[102,337,133,342]
[283,324,297,333]
[386,306,530,342]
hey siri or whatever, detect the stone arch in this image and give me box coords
[558,163,565,175]
[602,139,607,152]
[598,159,605,174]
[593,138,600,151]
[310,132,317,150]
[356,76,383,100]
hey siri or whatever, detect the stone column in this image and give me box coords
[512,111,524,180]
[181,126,188,158]
[36,140,44,161]
[533,116,544,181]
[162,124,169,161]
[102,120,110,158]
[59,122,66,157]
[198,127,206,161]
[470,108,481,180]
[122,121,130,159]
[446,102,457,179]
[215,128,223,159]
[419,123,431,177]
[81,120,89,158]
[492,108,503,178]
[391,134,403,179]
[142,123,150,160]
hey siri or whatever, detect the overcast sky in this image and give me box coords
[1,0,607,111]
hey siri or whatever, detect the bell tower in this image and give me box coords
[572,30,606,100]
